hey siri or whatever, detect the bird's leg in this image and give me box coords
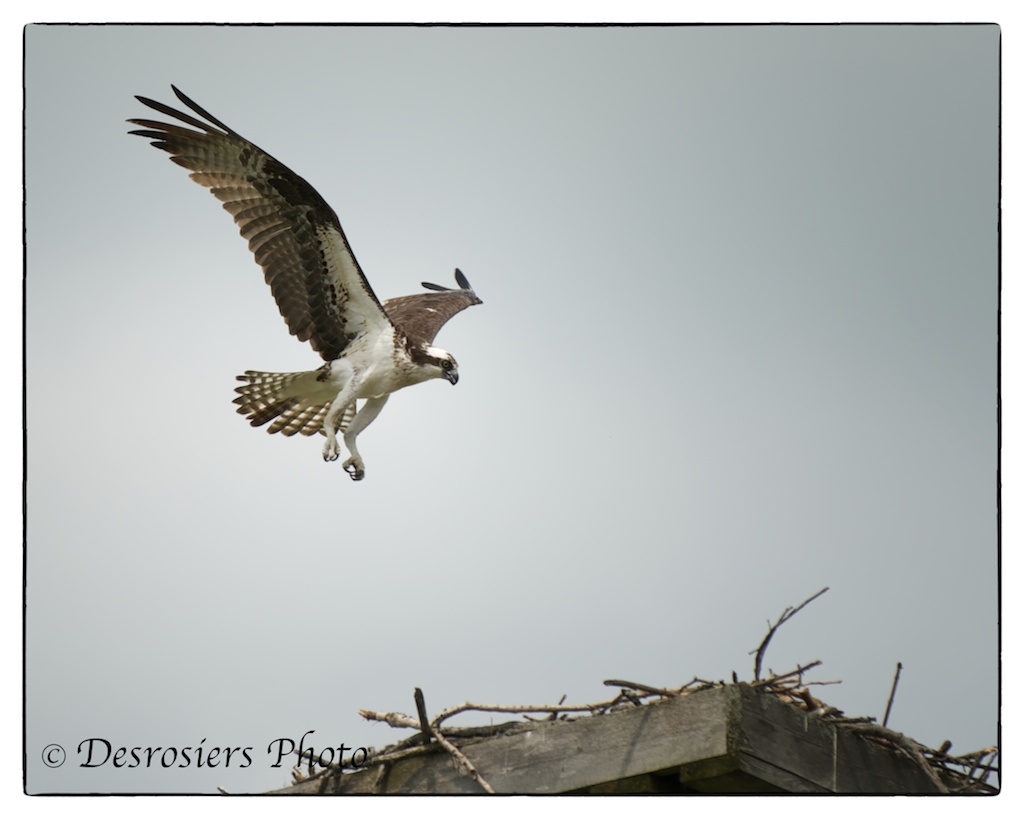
[322,374,360,463]
[340,395,389,481]
[322,420,343,462]
[322,413,345,462]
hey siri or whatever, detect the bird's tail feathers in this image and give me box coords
[233,369,354,437]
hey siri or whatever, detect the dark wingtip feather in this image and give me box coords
[131,92,220,134]
[126,128,165,139]
[421,269,475,293]
[170,85,238,136]
[130,87,240,138]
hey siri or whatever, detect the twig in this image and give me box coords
[750,660,823,688]
[751,587,829,681]
[961,747,998,784]
[360,709,420,730]
[603,679,678,698]
[430,699,613,726]
[673,676,723,693]
[846,723,948,793]
[531,694,570,721]
[359,711,525,742]
[882,662,903,727]
[791,687,822,711]
[361,693,650,741]
[428,725,495,794]
[598,691,631,714]
[364,697,496,792]
[414,688,432,745]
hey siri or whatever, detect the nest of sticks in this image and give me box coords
[285,588,998,795]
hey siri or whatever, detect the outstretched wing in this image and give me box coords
[383,269,483,347]
[128,86,390,361]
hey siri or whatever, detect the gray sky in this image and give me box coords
[24,23,999,794]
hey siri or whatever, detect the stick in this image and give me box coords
[363,694,643,732]
[846,723,948,793]
[360,709,420,730]
[362,704,496,792]
[428,725,495,794]
[603,679,678,698]
[430,699,612,726]
[545,693,568,721]
[882,662,902,727]
[750,659,823,688]
[751,587,829,681]
[414,688,432,745]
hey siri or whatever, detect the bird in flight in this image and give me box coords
[129,87,482,481]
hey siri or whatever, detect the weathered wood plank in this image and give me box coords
[277,687,731,794]
[731,685,944,793]
[272,684,947,794]
[834,725,946,793]
[731,684,839,790]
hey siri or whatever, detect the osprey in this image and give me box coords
[129,87,481,481]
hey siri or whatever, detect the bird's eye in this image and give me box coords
[442,359,452,370]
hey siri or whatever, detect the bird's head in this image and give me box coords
[426,347,459,385]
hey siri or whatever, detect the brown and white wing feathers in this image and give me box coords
[233,370,356,437]
[129,86,389,361]
[383,269,483,347]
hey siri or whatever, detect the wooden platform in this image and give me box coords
[271,683,950,794]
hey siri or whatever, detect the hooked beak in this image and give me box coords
[445,369,459,386]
